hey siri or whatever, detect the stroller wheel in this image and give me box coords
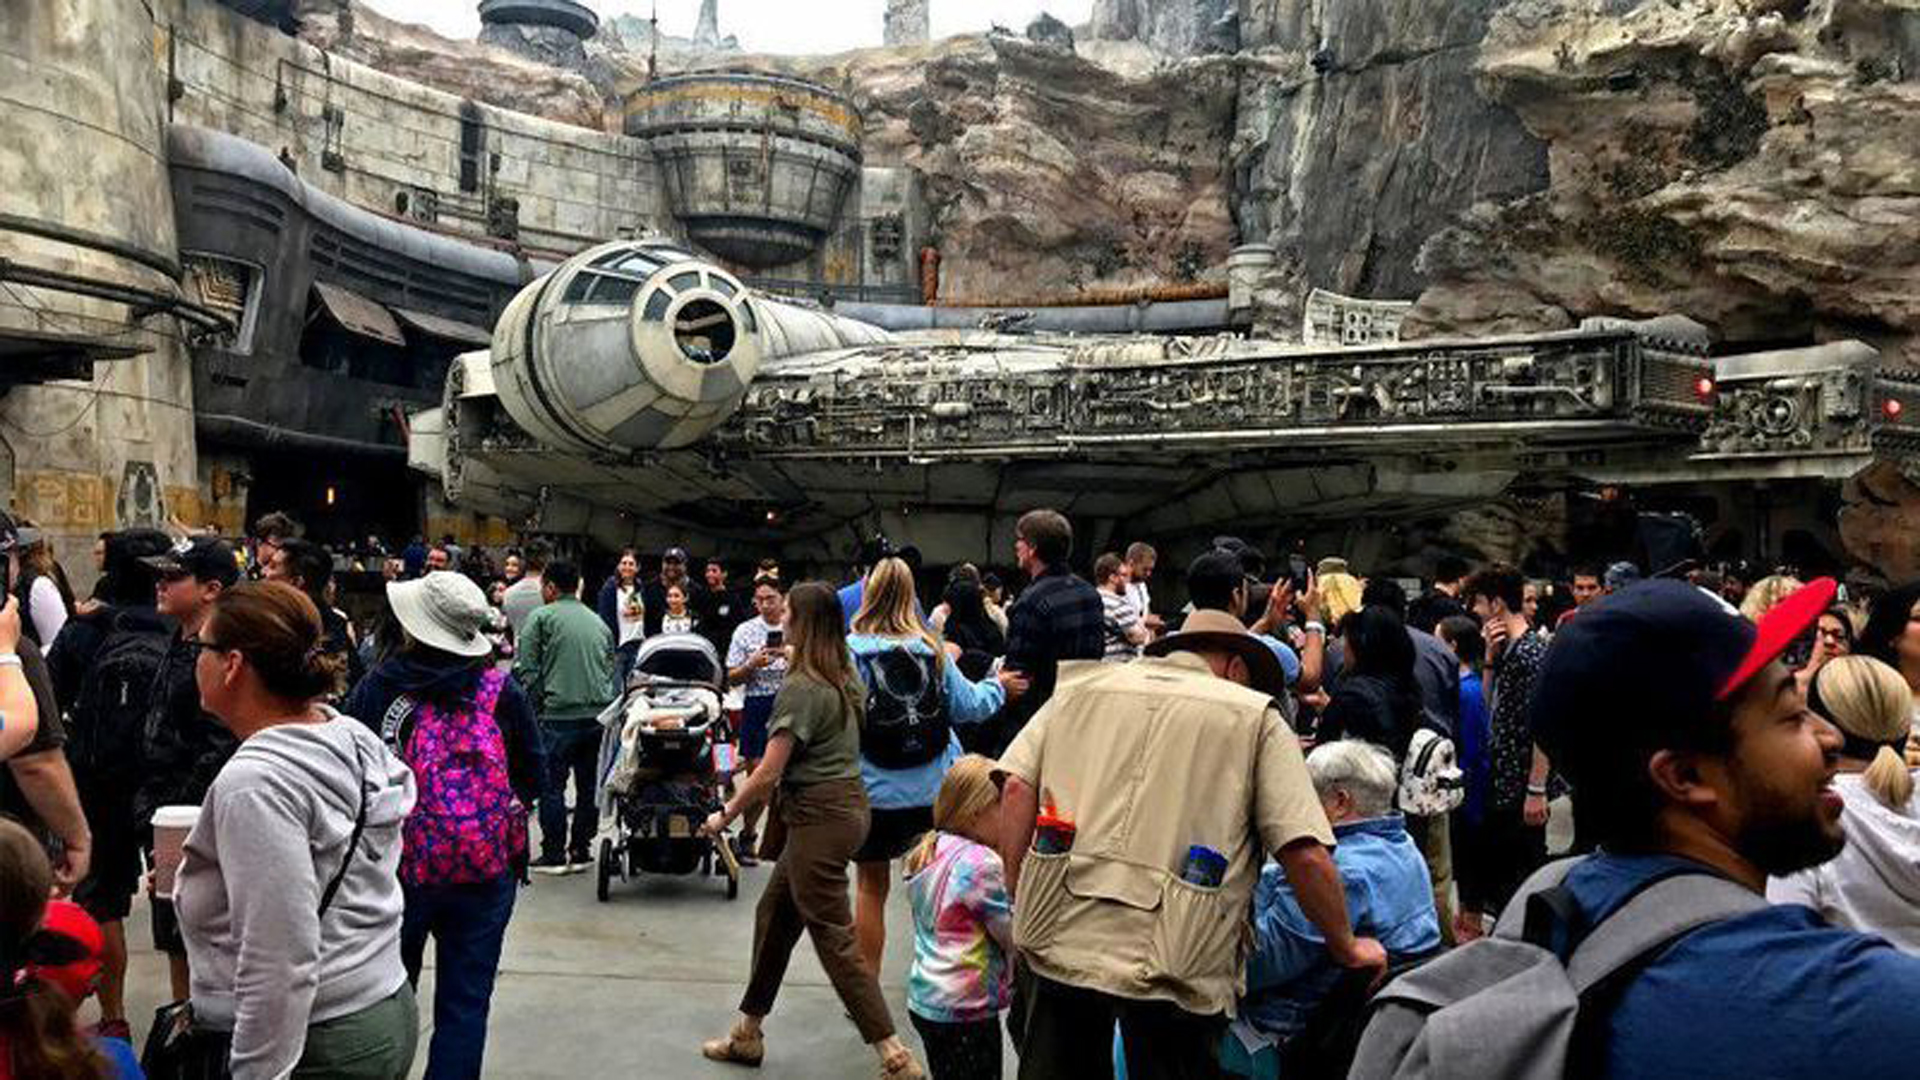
[596,839,614,903]
[726,872,739,900]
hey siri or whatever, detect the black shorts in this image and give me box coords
[71,818,142,923]
[850,804,933,864]
[71,786,142,923]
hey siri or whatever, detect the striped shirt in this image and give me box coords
[1101,589,1144,662]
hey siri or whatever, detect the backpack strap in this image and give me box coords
[1491,856,1583,939]
[1562,871,1764,994]
[319,741,372,918]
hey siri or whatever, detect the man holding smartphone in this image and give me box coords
[724,575,789,863]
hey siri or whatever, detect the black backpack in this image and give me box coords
[854,645,949,768]
[65,621,170,788]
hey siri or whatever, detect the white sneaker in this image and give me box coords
[531,855,573,876]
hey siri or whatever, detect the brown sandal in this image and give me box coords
[880,1049,926,1079]
[701,1022,764,1068]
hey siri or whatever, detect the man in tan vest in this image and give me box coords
[999,592,1387,1079]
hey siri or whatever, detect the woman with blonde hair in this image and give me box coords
[698,581,926,1078]
[1740,573,1805,622]
[1768,655,1920,952]
[903,755,1013,1079]
[848,558,1025,976]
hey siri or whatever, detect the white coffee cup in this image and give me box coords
[151,805,200,900]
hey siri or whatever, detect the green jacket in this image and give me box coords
[512,596,617,722]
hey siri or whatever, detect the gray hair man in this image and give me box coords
[1307,740,1401,821]
[1237,739,1440,1055]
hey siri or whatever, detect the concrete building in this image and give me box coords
[0,0,928,579]
[0,1,205,581]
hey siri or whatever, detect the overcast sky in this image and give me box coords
[364,0,1096,55]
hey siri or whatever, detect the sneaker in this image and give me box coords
[568,853,594,874]
[733,834,759,867]
[531,853,572,876]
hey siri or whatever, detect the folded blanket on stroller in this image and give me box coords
[601,683,723,799]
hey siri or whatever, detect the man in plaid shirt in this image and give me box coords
[988,509,1104,755]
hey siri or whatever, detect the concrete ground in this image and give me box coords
[109,801,1580,1076]
[116,832,1007,1078]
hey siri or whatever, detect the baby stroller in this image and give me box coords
[595,634,739,901]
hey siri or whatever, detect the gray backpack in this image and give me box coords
[1349,857,1764,1080]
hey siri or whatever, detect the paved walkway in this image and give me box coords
[119,842,1008,1078]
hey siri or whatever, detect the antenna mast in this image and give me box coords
[648,0,659,82]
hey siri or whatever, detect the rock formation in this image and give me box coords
[301,3,609,127]
[693,0,721,49]
[1399,0,1920,366]
[884,0,929,48]
[836,34,1239,300]
[1229,1,1550,328]
[312,0,1920,368]
[1089,0,1238,56]
[1026,13,1075,51]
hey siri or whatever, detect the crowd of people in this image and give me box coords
[7,500,1920,1079]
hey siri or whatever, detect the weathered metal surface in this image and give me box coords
[312,281,405,345]
[394,307,493,347]
[1302,289,1412,346]
[625,73,863,269]
[477,0,599,39]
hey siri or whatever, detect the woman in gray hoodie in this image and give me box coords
[1769,655,1920,953]
[176,581,419,1079]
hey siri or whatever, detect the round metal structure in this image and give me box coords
[625,72,864,270]
[487,239,888,455]
[476,0,598,39]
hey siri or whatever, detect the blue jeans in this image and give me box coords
[539,719,601,860]
[400,878,516,1080]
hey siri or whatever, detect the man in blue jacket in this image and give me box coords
[1234,740,1440,1066]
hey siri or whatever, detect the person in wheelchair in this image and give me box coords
[1225,740,1442,1077]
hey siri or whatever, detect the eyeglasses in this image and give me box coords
[1815,627,1849,641]
[185,635,230,656]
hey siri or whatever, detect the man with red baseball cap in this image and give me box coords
[1521,576,1920,1077]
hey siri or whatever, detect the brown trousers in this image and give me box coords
[739,777,895,1043]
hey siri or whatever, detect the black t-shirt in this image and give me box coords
[693,585,746,655]
[1,638,67,829]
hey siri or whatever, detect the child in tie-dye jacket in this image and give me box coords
[905,755,1014,1079]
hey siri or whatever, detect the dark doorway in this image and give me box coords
[244,449,422,551]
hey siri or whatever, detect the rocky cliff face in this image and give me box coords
[1402,0,1920,364]
[1090,0,1241,55]
[1229,1,1551,322]
[815,34,1241,300]
[307,0,1920,364]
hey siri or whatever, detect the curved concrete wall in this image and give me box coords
[0,0,197,587]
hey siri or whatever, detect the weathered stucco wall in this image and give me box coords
[161,0,669,257]
[0,0,198,589]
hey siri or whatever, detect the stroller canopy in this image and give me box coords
[633,633,725,689]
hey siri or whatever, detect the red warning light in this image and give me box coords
[1694,377,1715,399]
[1886,398,1904,420]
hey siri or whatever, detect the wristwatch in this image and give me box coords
[1302,621,1326,635]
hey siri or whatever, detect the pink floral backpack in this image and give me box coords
[385,668,529,885]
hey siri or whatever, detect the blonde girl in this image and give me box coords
[903,755,1014,1080]
[1768,656,1920,952]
